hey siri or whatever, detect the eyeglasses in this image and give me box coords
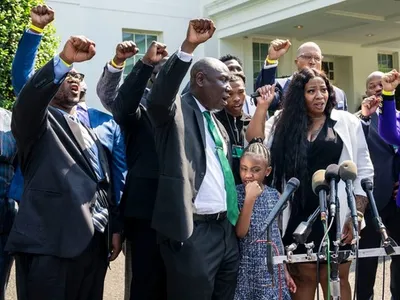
[298,54,323,62]
[66,72,85,82]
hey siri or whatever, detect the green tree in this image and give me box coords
[0,0,59,109]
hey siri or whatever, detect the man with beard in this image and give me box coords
[7,36,122,300]
[215,74,252,184]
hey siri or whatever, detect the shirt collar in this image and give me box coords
[78,102,88,111]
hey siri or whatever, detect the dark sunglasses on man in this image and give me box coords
[66,72,85,82]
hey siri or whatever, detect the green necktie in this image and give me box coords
[203,111,239,225]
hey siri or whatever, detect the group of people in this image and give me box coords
[1,4,400,300]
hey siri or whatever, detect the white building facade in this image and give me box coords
[47,0,400,112]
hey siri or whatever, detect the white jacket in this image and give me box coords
[264,109,374,235]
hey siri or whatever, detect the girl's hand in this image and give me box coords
[284,264,297,294]
[245,181,263,201]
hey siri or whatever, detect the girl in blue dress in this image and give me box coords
[234,138,296,300]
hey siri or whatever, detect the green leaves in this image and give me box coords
[0,0,59,109]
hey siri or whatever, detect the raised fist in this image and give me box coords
[59,36,96,65]
[268,39,291,61]
[30,4,55,29]
[142,41,168,66]
[255,84,276,109]
[361,95,381,117]
[181,19,216,53]
[113,41,139,66]
[382,70,400,92]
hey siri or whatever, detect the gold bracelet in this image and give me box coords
[265,56,278,64]
[111,58,125,69]
[30,24,44,34]
[382,90,395,96]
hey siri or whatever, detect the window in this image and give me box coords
[122,31,159,78]
[322,61,335,81]
[378,53,393,73]
[252,42,269,82]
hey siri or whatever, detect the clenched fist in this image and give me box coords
[361,95,381,117]
[245,181,263,202]
[268,39,291,61]
[382,70,400,92]
[59,36,96,65]
[30,4,55,29]
[113,41,139,66]
[142,41,168,66]
[255,84,276,109]
[181,19,216,54]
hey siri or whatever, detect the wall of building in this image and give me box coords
[47,0,202,111]
[219,37,400,112]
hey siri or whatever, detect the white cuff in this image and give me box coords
[107,63,124,73]
[177,48,193,62]
[263,62,278,69]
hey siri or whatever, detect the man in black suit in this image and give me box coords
[355,71,400,300]
[147,19,239,300]
[7,36,122,300]
[97,41,169,299]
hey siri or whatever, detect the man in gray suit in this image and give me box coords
[147,19,239,300]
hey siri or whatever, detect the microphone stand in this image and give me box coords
[330,193,341,299]
[266,226,275,285]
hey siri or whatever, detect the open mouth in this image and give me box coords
[70,83,79,95]
[314,102,325,110]
[233,103,243,109]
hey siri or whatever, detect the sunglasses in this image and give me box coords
[66,72,85,82]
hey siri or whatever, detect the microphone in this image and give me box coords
[325,164,340,218]
[254,177,300,242]
[339,160,359,235]
[292,207,321,244]
[250,91,261,99]
[361,178,398,255]
[312,170,330,221]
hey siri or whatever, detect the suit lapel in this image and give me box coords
[184,94,206,149]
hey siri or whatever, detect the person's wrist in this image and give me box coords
[30,23,45,34]
[112,56,125,67]
[266,55,279,63]
[382,89,395,96]
[359,111,371,121]
[141,57,154,66]
[181,39,197,55]
[59,52,73,66]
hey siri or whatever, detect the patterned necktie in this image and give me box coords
[69,115,108,232]
[203,111,239,225]
[76,104,91,128]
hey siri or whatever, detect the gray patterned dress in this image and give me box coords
[234,184,291,300]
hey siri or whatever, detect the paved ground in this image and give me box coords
[6,255,392,299]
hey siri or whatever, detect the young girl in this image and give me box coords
[234,138,296,300]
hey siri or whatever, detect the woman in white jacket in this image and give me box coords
[246,67,374,300]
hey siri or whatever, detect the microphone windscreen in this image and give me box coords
[312,170,329,195]
[361,178,373,191]
[339,160,357,181]
[325,164,340,182]
[287,177,300,189]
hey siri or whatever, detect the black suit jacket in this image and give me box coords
[6,59,120,258]
[360,112,397,211]
[147,53,232,241]
[110,60,159,221]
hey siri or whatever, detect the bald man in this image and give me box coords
[355,71,400,300]
[255,39,348,112]
[147,19,240,300]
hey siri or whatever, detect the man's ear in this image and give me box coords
[196,72,205,88]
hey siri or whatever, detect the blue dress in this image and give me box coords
[234,184,291,300]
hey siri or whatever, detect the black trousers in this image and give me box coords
[15,231,108,300]
[357,201,400,300]
[124,218,167,300]
[160,217,239,300]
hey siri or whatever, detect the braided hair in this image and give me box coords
[242,137,271,167]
